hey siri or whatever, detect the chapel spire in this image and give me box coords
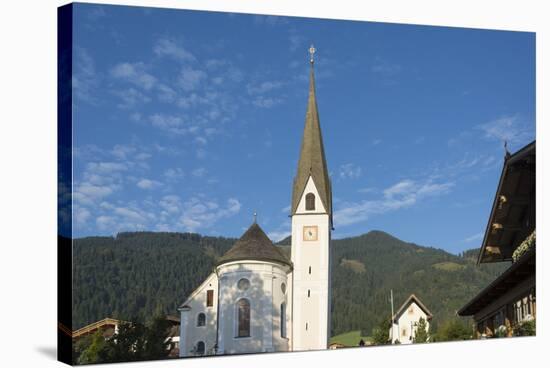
[291,45,332,224]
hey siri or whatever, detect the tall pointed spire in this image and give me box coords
[291,46,332,223]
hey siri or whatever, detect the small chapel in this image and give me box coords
[178,46,333,357]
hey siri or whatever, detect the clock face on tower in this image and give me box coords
[303,226,318,241]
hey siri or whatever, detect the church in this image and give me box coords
[177,46,333,357]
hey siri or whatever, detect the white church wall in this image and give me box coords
[390,302,430,344]
[295,176,326,214]
[271,267,290,352]
[286,270,294,350]
[179,272,219,357]
[216,261,290,355]
[291,176,331,351]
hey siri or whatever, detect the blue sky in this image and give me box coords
[71,3,535,254]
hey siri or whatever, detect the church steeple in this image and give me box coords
[291,46,332,224]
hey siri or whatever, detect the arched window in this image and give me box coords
[305,193,315,211]
[197,313,206,327]
[196,341,205,355]
[237,298,250,337]
[280,303,287,338]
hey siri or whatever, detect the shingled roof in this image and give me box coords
[216,222,291,267]
[291,64,332,224]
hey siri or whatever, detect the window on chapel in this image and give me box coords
[206,290,214,307]
[197,313,206,327]
[280,303,287,338]
[237,298,250,337]
[196,341,205,355]
[305,193,315,211]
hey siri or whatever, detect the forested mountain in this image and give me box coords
[72,230,507,335]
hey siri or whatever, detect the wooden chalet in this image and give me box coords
[458,141,536,338]
[72,317,121,340]
[71,315,181,357]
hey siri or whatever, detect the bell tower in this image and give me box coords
[290,45,332,351]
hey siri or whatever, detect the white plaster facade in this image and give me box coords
[291,176,331,351]
[216,261,291,355]
[179,260,292,357]
[178,273,219,356]
[390,296,431,344]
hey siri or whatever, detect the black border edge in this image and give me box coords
[58,3,74,366]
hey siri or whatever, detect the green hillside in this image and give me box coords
[330,330,371,346]
[328,231,506,335]
[72,230,507,335]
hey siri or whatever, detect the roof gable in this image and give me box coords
[393,294,433,321]
[477,141,536,264]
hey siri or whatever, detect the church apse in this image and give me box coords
[178,222,292,357]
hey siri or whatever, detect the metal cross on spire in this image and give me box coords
[309,44,316,65]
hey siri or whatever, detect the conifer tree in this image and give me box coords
[413,317,429,343]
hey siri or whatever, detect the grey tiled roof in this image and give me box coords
[216,223,292,267]
[291,66,332,224]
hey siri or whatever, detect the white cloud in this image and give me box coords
[192,168,207,177]
[371,57,402,75]
[205,59,227,69]
[74,206,91,226]
[114,206,148,223]
[73,47,99,104]
[149,114,187,134]
[86,161,128,174]
[73,182,119,207]
[153,38,196,62]
[247,81,283,95]
[77,183,116,198]
[136,178,161,190]
[164,168,184,181]
[179,66,207,91]
[383,179,415,198]
[96,216,115,231]
[194,148,206,159]
[111,144,136,160]
[113,88,151,109]
[478,115,534,146]
[180,197,241,232]
[334,179,454,226]
[156,83,177,103]
[159,195,181,214]
[87,6,106,21]
[252,96,282,108]
[195,136,207,145]
[289,33,306,52]
[267,219,291,242]
[111,62,157,90]
[135,152,152,161]
[339,163,362,179]
[176,93,208,109]
[267,230,291,243]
